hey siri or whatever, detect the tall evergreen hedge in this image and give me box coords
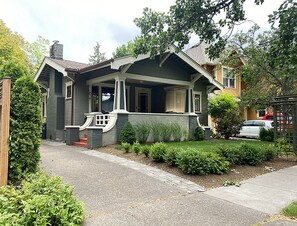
[8,76,42,183]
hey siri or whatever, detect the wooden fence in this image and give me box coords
[0,77,11,186]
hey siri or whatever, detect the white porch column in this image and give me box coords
[113,76,127,112]
[188,85,195,114]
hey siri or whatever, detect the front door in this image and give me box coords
[135,87,151,113]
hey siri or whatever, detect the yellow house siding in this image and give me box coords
[216,67,241,97]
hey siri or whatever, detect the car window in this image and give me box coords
[254,121,265,126]
[243,121,253,126]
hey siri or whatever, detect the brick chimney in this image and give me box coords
[50,40,63,59]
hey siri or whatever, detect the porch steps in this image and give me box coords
[73,137,88,148]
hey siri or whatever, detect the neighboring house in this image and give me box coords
[186,43,266,121]
[35,41,223,147]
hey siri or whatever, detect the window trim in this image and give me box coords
[193,91,202,113]
[257,109,267,118]
[222,66,236,89]
[65,81,73,100]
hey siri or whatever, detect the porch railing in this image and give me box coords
[95,114,110,127]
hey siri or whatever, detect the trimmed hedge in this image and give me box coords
[216,143,277,166]
[194,126,204,141]
[176,149,230,175]
[9,76,42,183]
[149,142,167,162]
[119,122,136,144]
[0,172,85,225]
[164,147,180,166]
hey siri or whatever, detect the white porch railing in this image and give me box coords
[79,112,117,133]
[95,114,110,127]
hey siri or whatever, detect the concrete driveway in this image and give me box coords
[40,141,297,226]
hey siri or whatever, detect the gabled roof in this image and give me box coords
[34,46,223,91]
[185,43,219,66]
[50,58,89,70]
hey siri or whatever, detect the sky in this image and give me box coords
[0,0,284,64]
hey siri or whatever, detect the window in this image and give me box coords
[42,93,47,117]
[193,92,202,113]
[65,81,73,99]
[165,89,186,113]
[223,67,235,88]
[257,109,266,118]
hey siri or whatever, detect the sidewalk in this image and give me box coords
[40,141,297,225]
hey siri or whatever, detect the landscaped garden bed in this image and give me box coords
[96,140,297,189]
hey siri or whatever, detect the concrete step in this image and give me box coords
[73,141,88,148]
[80,137,88,143]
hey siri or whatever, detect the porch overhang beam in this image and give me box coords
[125,72,190,86]
[120,63,133,74]
[159,52,171,67]
[207,85,217,93]
[190,73,203,84]
[86,72,120,85]
[111,53,150,70]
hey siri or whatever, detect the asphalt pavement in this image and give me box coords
[40,141,297,226]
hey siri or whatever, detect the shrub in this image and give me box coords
[282,201,297,218]
[261,146,277,161]
[164,147,180,166]
[133,122,151,143]
[121,142,131,153]
[259,128,274,142]
[209,93,242,139]
[240,143,264,166]
[119,122,136,144]
[9,76,42,184]
[131,141,142,154]
[0,172,85,225]
[177,149,230,175]
[216,146,243,165]
[149,142,167,162]
[194,126,204,141]
[141,145,151,157]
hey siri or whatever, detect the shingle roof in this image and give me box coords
[185,43,219,65]
[48,57,89,70]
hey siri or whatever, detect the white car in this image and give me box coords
[237,120,274,139]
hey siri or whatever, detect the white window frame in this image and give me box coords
[222,67,236,89]
[193,91,202,113]
[65,81,73,99]
[257,109,267,118]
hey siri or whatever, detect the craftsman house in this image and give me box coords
[35,41,223,148]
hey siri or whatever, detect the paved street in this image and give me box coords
[40,141,297,226]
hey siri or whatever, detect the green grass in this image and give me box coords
[283,201,297,218]
[166,140,272,152]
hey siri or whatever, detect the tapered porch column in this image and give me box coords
[113,76,127,112]
[185,85,195,114]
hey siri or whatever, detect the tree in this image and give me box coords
[9,76,42,183]
[112,41,135,59]
[89,42,107,64]
[24,35,50,74]
[208,93,242,139]
[221,24,297,108]
[0,61,29,85]
[133,0,293,60]
[0,20,28,67]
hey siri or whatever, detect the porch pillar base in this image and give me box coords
[65,126,80,145]
[189,115,197,140]
[87,127,103,149]
[116,113,129,143]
